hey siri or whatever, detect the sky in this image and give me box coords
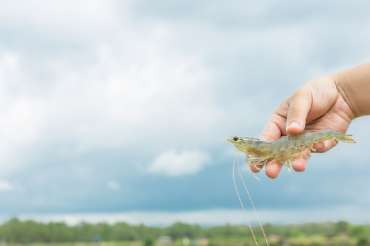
[0,0,370,225]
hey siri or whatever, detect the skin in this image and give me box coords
[252,76,355,178]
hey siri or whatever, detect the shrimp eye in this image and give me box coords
[233,136,239,141]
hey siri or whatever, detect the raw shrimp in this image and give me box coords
[228,130,355,168]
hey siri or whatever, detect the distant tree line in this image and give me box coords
[1,218,370,244]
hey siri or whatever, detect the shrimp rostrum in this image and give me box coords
[228,130,355,168]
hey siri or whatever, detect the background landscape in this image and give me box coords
[1,0,370,245]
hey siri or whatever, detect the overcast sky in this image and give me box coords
[0,0,370,225]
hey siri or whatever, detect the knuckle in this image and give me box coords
[289,89,308,104]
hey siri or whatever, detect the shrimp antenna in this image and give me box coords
[237,162,270,246]
[232,160,259,246]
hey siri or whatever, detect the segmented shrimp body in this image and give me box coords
[228,130,355,167]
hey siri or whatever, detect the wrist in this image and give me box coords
[331,63,370,118]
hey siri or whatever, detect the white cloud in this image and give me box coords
[0,180,13,192]
[0,0,120,42]
[0,0,368,215]
[0,1,224,177]
[148,150,210,176]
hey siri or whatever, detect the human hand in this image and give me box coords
[252,76,355,178]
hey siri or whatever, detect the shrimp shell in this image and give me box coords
[228,130,355,167]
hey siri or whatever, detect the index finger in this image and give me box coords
[250,113,285,173]
[261,113,286,141]
[258,111,287,177]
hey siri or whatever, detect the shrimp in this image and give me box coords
[228,130,355,168]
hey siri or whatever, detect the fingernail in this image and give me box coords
[287,121,301,130]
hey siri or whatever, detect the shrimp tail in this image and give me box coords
[335,133,356,143]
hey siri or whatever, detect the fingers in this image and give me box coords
[312,140,337,153]
[286,89,312,135]
[252,113,285,173]
[261,122,280,141]
[264,158,308,178]
[265,160,282,179]
[252,159,306,178]
[253,141,339,178]
[292,149,310,172]
[292,159,307,172]
[254,148,311,177]
[261,113,286,141]
[257,88,314,178]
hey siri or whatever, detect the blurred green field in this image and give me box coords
[2,219,370,246]
[2,243,142,246]
[1,236,369,246]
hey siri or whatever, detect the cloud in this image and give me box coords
[0,180,13,192]
[0,1,222,173]
[0,0,120,42]
[148,150,210,176]
[0,0,368,218]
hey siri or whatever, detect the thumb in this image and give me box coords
[286,89,312,134]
